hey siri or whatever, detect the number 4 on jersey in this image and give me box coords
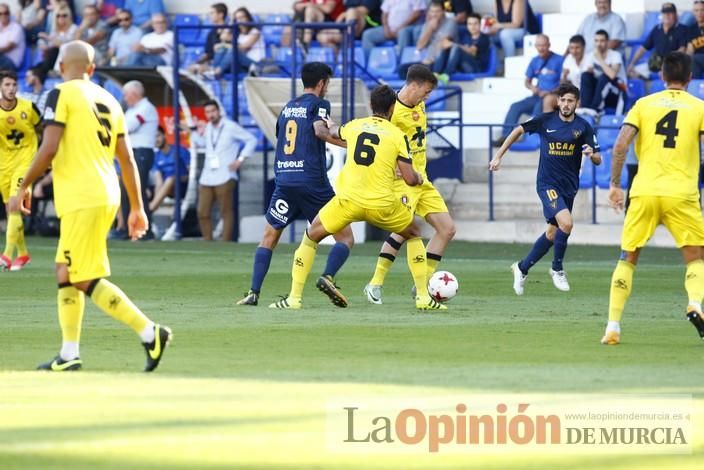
[655,110,679,149]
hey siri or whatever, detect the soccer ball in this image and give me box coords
[428,271,459,302]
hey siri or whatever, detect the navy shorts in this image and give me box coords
[265,184,335,230]
[537,187,574,226]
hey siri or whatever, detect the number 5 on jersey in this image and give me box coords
[93,102,112,147]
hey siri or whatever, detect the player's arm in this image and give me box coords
[489,125,525,171]
[315,119,346,148]
[115,134,148,240]
[397,157,423,186]
[608,124,638,211]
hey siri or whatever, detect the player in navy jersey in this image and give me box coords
[490,83,602,295]
[236,62,354,307]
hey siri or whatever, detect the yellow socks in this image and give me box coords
[89,279,150,335]
[57,284,85,360]
[370,253,394,286]
[406,237,428,297]
[3,213,24,258]
[685,260,704,311]
[289,232,318,301]
[426,252,442,281]
[608,260,635,322]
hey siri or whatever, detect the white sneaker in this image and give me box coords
[511,262,526,296]
[363,284,383,305]
[549,269,570,291]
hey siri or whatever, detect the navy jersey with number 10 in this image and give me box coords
[274,93,331,187]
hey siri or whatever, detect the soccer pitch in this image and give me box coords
[1,237,702,469]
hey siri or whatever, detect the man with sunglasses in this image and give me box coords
[106,9,143,66]
[0,3,26,71]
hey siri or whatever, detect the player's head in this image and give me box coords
[156,126,167,149]
[556,83,579,118]
[0,69,17,101]
[568,34,585,59]
[301,62,333,98]
[122,80,145,107]
[203,99,222,124]
[467,13,481,35]
[370,84,397,119]
[59,40,96,80]
[403,64,437,106]
[661,51,692,87]
[594,29,609,53]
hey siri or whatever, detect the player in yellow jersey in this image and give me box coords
[269,85,446,310]
[601,52,704,345]
[10,41,172,371]
[364,64,457,304]
[0,70,41,271]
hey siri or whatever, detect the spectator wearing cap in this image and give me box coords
[576,0,626,52]
[628,3,689,77]
[0,3,26,71]
[687,0,704,78]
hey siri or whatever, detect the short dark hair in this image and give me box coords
[662,51,692,84]
[301,62,333,89]
[468,12,481,22]
[595,29,609,41]
[429,0,444,8]
[157,125,166,134]
[28,66,46,84]
[0,69,17,83]
[557,83,580,100]
[203,99,220,109]
[370,85,397,116]
[569,34,585,47]
[211,3,228,18]
[405,63,438,87]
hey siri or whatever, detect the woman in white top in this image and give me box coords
[234,7,265,65]
[36,4,77,74]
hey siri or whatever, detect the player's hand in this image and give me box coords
[608,185,625,213]
[10,188,32,215]
[127,209,148,241]
[488,156,502,171]
[228,159,243,172]
[415,172,424,186]
[581,144,593,158]
[322,115,336,129]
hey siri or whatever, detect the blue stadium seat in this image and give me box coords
[510,132,540,151]
[307,46,335,64]
[680,11,696,27]
[426,88,446,112]
[450,45,497,81]
[597,115,624,150]
[368,46,398,80]
[625,78,645,110]
[336,46,366,78]
[180,46,204,67]
[579,158,596,189]
[649,78,666,93]
[640,12,660,43]
[579,113,596,127]
[687,79,704,100]
[103,80,123,102]
[399,47,427,65]
[174,14,202,46]
[595,149,628,189]
[18,47,31,73]
[262,13,291,46]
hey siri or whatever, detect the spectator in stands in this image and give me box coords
[561,34,587,88]
[576,0,626,52]
[125,13,173,67]
[149,126,190,214]
[435,12,489,76]
[193,99,257,241]
[627,3,689,78]
[123,0,164,32]
[106,9,142,65]
[317,0,382,50]
[22,66,50,112]
[397,0,457,79]
[187,3,228,74]
[493,34,562,147]
[687,0,704,78]
[361,0,425,57]
[579,29,626,113]
[45,0,77,29]
[487,0,540,58]
[284,0,345,49]
[95,0,122,28]
[0,4,26,71]
[19,0,47,46]
[74,5,109,66]
[445,0,474,26]
[36,3,77,75]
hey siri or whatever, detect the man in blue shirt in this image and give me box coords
[493,34,563,146]
[490,83,602,295]
[123,0,165,31]
[237,62,354,307]
[149,126,190,215]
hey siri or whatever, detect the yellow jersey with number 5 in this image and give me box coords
[43,79,126,217]
[391,97,427,177]
[0,96,41,166]
[624,89,704,202]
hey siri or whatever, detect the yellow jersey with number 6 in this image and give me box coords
[43,79,126,217]
[624,89,704,202]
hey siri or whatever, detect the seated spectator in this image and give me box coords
[435,12,490,76]
[317,0,383,50]
[187,3,228,74]
[487,0,540,58]
[22,66,50,112]
[75,5,109,66]
[36,3,77,75]
[687,0,704,78]
[46,0,77,28]
[397,0,457,78]
[19,0,47,46]
[125,13,173,67]
[576,0,626,53]
[0,4,26,71]
[283,0,345,48]
[106,9,142,65]
[628,3,689,78]
[445,0,474,25]
[361,0,425,57]
[579,29,626,113]
[150,126,190,214]
[493,34,562,146]
[95,0,122,28]
[123,0,164,32]
[562,34,587,88]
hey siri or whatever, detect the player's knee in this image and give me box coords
[441,222,457,241]
[559,220,573,234]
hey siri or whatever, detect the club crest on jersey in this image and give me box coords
[573,129,582,139]
[20,112,26,120]
[412,111,420,121]
[6,116,14,125]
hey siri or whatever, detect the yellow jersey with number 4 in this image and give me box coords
[336,116,411,208]
[43,79,126,217]
[624,89,704,202]
[392,97,427,177]
[0,97,41,165]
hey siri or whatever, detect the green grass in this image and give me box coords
[1,237,703,469]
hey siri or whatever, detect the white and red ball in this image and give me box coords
[427,271,459,302]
